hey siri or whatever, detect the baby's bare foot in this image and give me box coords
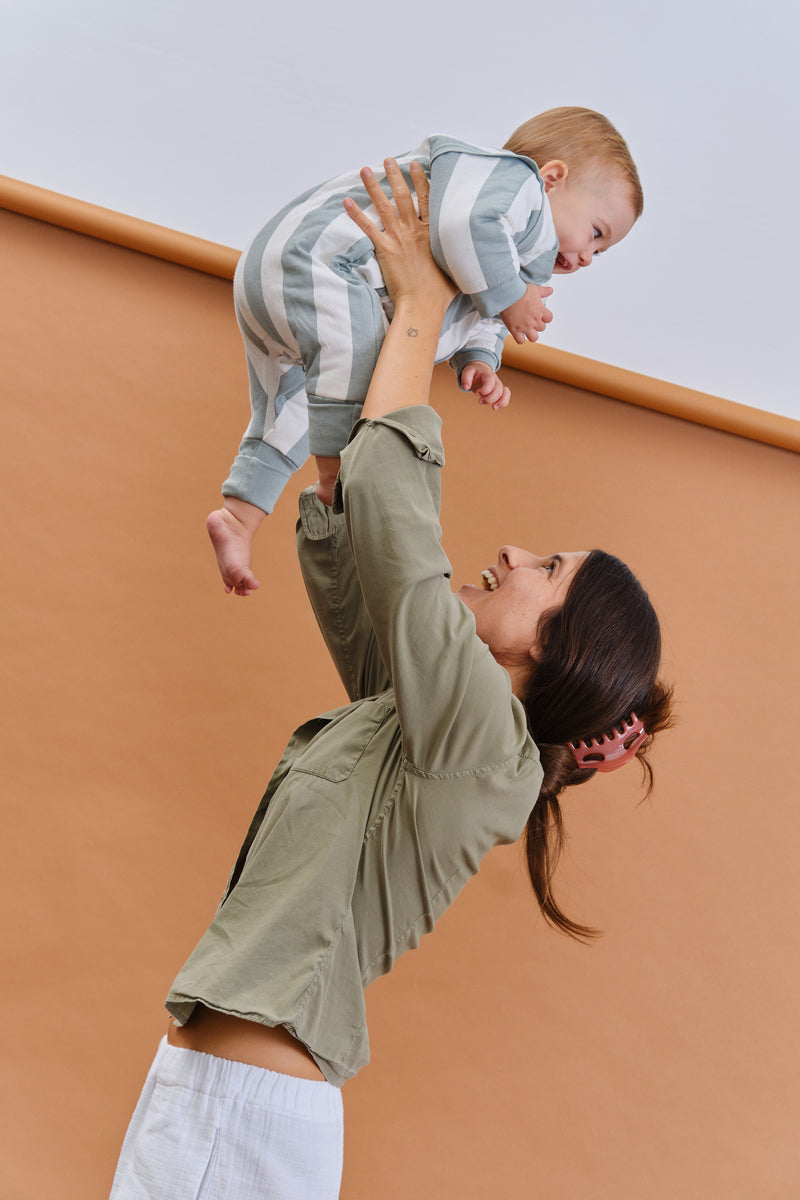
[314,455,340,508]
[315,479,336,507]
[207,507,261,595]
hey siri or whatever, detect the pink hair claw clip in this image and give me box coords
[569,713,648,773]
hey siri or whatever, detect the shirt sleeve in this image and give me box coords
[429,152,549,317]
[296,489,390,702]
[337,406,532,775]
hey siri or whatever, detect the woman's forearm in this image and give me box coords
[360,296,448,421]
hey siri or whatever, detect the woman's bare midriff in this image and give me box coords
[167,1004,326,1082]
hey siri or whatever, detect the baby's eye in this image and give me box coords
[593,227,602,239]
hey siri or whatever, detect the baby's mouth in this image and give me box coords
[481,569,498,591]
[555,252,572,271]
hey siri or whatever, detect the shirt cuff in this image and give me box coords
[333,406,445,514]
[349,405,445,462]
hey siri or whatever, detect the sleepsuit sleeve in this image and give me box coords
[428,151,554,319]
[447,311,509,381]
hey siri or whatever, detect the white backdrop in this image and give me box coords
[2,0,798,419]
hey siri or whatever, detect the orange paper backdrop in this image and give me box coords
[2,208,798,1199]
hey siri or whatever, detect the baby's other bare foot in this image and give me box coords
[314,455,340,508]
[207,507,261,596]
[315,479,336,506]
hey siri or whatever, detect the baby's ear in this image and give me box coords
[538,160,569,192]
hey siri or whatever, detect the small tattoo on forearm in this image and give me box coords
[407,328,418,338]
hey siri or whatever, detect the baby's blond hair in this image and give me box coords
[504,106,643,218]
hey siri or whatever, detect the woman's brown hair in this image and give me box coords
[522,550,673,940]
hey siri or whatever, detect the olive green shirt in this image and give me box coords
[166,407,543,1086]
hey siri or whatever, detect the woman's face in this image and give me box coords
[457,545,587,694]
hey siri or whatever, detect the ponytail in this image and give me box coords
[522,551,673,940]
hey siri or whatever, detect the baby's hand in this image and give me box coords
[460,362,510,410]
[499,284,554,345]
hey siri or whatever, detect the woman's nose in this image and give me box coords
[499,545,533,569]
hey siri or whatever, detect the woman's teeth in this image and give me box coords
[481,570,498,591]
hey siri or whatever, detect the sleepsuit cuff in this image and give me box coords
[307,396,365,458]
[469,273,529,319]
[222,438,306,515]
[449,347,501,387]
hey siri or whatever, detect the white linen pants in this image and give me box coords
[109,1038,344,1200]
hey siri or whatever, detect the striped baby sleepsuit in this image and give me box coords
[225,136,558,513]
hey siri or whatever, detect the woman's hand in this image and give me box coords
[344,159,456,314]
[346,160,455,422]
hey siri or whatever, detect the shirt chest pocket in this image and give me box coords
[291,697,393,783]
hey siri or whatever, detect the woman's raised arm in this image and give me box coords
[333,162,531,774]
[295,163,456,703]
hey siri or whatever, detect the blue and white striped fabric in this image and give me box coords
[224,137,558,513]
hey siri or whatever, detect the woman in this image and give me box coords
[110,161,671,1199]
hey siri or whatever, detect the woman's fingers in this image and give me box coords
[342,154,453,309]
[342,193,378,242]
[384,159,431,228]
[344,159,428,243]
[359,160,413,231]
[382,158,417,224]
[409,160,430,225]
[360,166,392,222]
[343,167,396,246]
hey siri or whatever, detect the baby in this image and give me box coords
[208,106,642,595]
